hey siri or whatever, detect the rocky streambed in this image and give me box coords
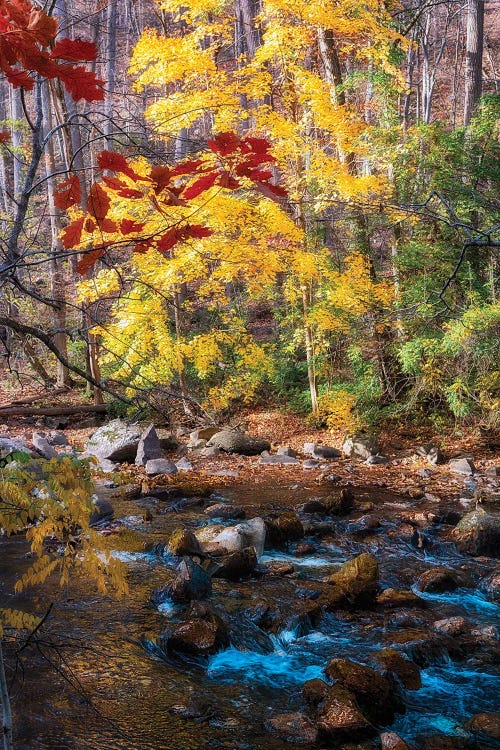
[2,473,500,750]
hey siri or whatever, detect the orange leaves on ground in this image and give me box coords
[53,175,81,209]
[0,0,103,100]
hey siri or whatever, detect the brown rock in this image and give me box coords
[317,684,375,742]
[325,658,398,726]
[265,713,318,745]
[374,648,421,690]
[380,731,413,750]
[416,567,459,593]
[167,527,202,557]
[302,678,329,709]
[323,553,379,610]
[377,589,424,608]
[466,712,500,739]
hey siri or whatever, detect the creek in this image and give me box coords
[1,481,499,749]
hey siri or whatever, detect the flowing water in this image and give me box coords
[1,481,499,749]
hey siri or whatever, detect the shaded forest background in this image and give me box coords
[0,0,499,433]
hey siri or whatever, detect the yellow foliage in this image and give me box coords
[318,390,362,434]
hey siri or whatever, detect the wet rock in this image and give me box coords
[167,527,202,557]
[419,737,469,750]
[449,456,476,475]
[325,658,399,726]
[89,496,114,526]
[211,546,257,581]
[465,712,500,740]
[299,500,328,514]
[323,488,355,515]
[451,509,500,557]
[432,616,469,636]
[266,512,305,545]
[259,454,299,465]
[32,432,58,459]
[416,567,459,593]
[176,457,193,471]
[85,419,141,462]
[135,424,163,465]
[380,732,413,750]
[480,567,500,601]
[348,514,381,536]
[204,503,246,520]
[317,684,375,742]
[145,458,178,476]
[374,648,421,690]
[377,589,424,608]
[163,606,229,656]
[265,713,318,745]
[204,517,266,557]
[417,443,445,466]
[206,429,270,455]
[324,553,379,610]
[470,624,499,643]
[111,483,142,500]
[164,558,212,603]
[388,628,461,667]
[277,445,297,457]
[342,434,378,460]
[437,509,463,526]
[302,678,329,709]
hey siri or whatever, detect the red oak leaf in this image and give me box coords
[182,171,218,199]
[77,246,110,275]
[254,181,288,201]
[84,217,96,232]
[156,223,212,253]
[97,218,117,233]
[241,136,273,154]
[171,159,204,177]
[0,131,10,144]
[88,182,110,222]
[207,132,241,156]
[27,8,58,46]
[53,174,82,209]
[120,219,145,235]
[56,64,105,102]
[218,172,240,189]
[50,38,97,62]
[61,216,85,249]
[98,150,140,180]
[149,165,172,193]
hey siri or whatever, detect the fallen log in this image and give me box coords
[0,404,107,417]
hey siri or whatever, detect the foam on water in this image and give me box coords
[207,645,324,687]
[414,586,500,616]
[260,551,336,569]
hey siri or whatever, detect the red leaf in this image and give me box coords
[188,225,213,240]
[98,150,140,180]
[84,218,96,232]
[56,64,105,102]
[149,165,172,193]
[207,132,241,156]
[0,131,11,144]
[5,66,34,89]
[50,38,97,62]
[235,164,273,180]
[157,223,212,253]
[133,238,155,254]
[120,219,145,235]
[254,181,288,201]
[27,8,58,46]
[171,159,204,177]
[77,246,108,275]
[102,175,142,198]
[98,218,117,233]
[88,183,110,222]
[61,216,85,249]
[182,171,218,199]
[53,174,81,209]
[217,172,240,189]
[241,137,273,154]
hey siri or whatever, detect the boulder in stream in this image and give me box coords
[324,552,379,609]
[325,658,399,726]
[374,648,421,690]
[265,512,304,545]
[162,604,229,656]
[449,456,476,475]
[317,684,375,742]
[465,712,500,740]
[451,509,500,557]
[323,487,355,515]
[135,424,163,465]
[265,713,318,745]
[204,503,246,520]
[211,546,257,581]
[380,732,413,750]
[89,496,114,526]
[206,429,270,455]
[165,558,212,603]
[85,419,142,461]
[167,527,203,557]
[145,458,178,476]
[416,566,459,593]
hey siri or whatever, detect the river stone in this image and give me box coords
[377,589,424,608]
[265,713,318,745]
[302,678,329,708]
[0,436,35,458]
[204,503,246,520]
[451,509,500,557]
[465,712,500,740]
[323,487,355,515]
[325,658,399,726]
[191,427,221,442]
[266,512,304,546]
[164,608,229,656]
[449,456,476,475]
[380,732,412,750]
[211,546,257,581]
[317,684,375,742]
[89,495,114,526]
[432,616,469,636]
[299,499,327,514]
[259,454,299,465]
[416,566,459,593]
[303,459,320,469]
[85,419,141,461]
[206,429,270,455]
[277,445,297,457]
[342,434,378,460]
[47,430,69,446]
[32,432,58,459]
[135,424,163,465]
[324,553,379,610]
[176,457,193,472]
[388,628,460,667]
[145,458,178,476]
[480,567,500,601]
[205,517,266,557]
[374,648,421,690]
[416,443,445,466]
[306,444,341,459]
[167,527,202,557]
[166,558,212,603]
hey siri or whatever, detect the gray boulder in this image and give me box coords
[451,509,500,557]
[85,419,142,462]
[145,458,178,476]
[176,457,193,471]
[417,443,445,466]
[449,456,476,475]
[165,559,212,603]
[135,424,163,465]
[314,445,341,459]
[47,431,69,446]
[259,454,299,465]
[32,432,58,459]
[89,495,114,526]
[277,445,297,457]
[342,434,378,460]
[0,436,35,459]
[202,517,266,558]
[207,429,270,455]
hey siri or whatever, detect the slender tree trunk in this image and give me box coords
[10,87,23,201]
[464,0,484,125]
[0,641,13,750]
[302,285,318,414]
[104,0,117,146]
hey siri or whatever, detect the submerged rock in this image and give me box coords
[85,419,141,462]
[317,684,375,742]
[266,512,304,545]
[323,488,355,515]
[206,429,270,455]
[451,509,500,557]
[325,658,399,726]
[204,503,246,520]
[265,713,318,745]
[324,553,379,610]
[416,567,459,593]
[211,547,257,581]
[162,606,229,656]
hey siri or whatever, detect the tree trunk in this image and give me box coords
[463,0,484,125]
[104,0,117,146]
[0,641,13,750]
[302,285,318,414]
